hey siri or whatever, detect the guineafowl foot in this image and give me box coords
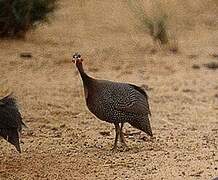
[111,146,118,152]
[121,142,128,149]
[120,146,130,152]
[120,133,128,148]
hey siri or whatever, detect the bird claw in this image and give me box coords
[111,146,118,152]
[121,144,130,151]
[111,143,130,152]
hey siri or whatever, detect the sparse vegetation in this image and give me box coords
[204,62,218,70]
[145,15,169,46]
[128,0,178,52]
[192,64,200,69]
[0,0,57,38]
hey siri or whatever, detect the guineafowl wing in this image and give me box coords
[128,84,151,115]
[112,83,151,116]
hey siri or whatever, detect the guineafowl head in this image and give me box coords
[72,53,83,64]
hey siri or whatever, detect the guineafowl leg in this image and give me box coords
[112,123,120,151]
[120,123,128,147]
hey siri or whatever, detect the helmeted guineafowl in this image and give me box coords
[0,94,26,153]
[72,53,153,150]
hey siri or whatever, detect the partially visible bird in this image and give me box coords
[72,53,153,150]
[0,94,26,153]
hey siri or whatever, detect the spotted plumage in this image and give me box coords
[0,94,26,153]
[72,53,153,150]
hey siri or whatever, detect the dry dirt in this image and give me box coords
[0,0,218,179]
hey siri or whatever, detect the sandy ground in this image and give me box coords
[0,0,218,179]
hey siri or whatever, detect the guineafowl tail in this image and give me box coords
[0,128,21,153]
[0,93,24,153]
[129,116,153,137]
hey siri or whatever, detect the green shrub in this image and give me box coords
[0,0,56,38]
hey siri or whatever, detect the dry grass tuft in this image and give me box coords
[127,0,180,52]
